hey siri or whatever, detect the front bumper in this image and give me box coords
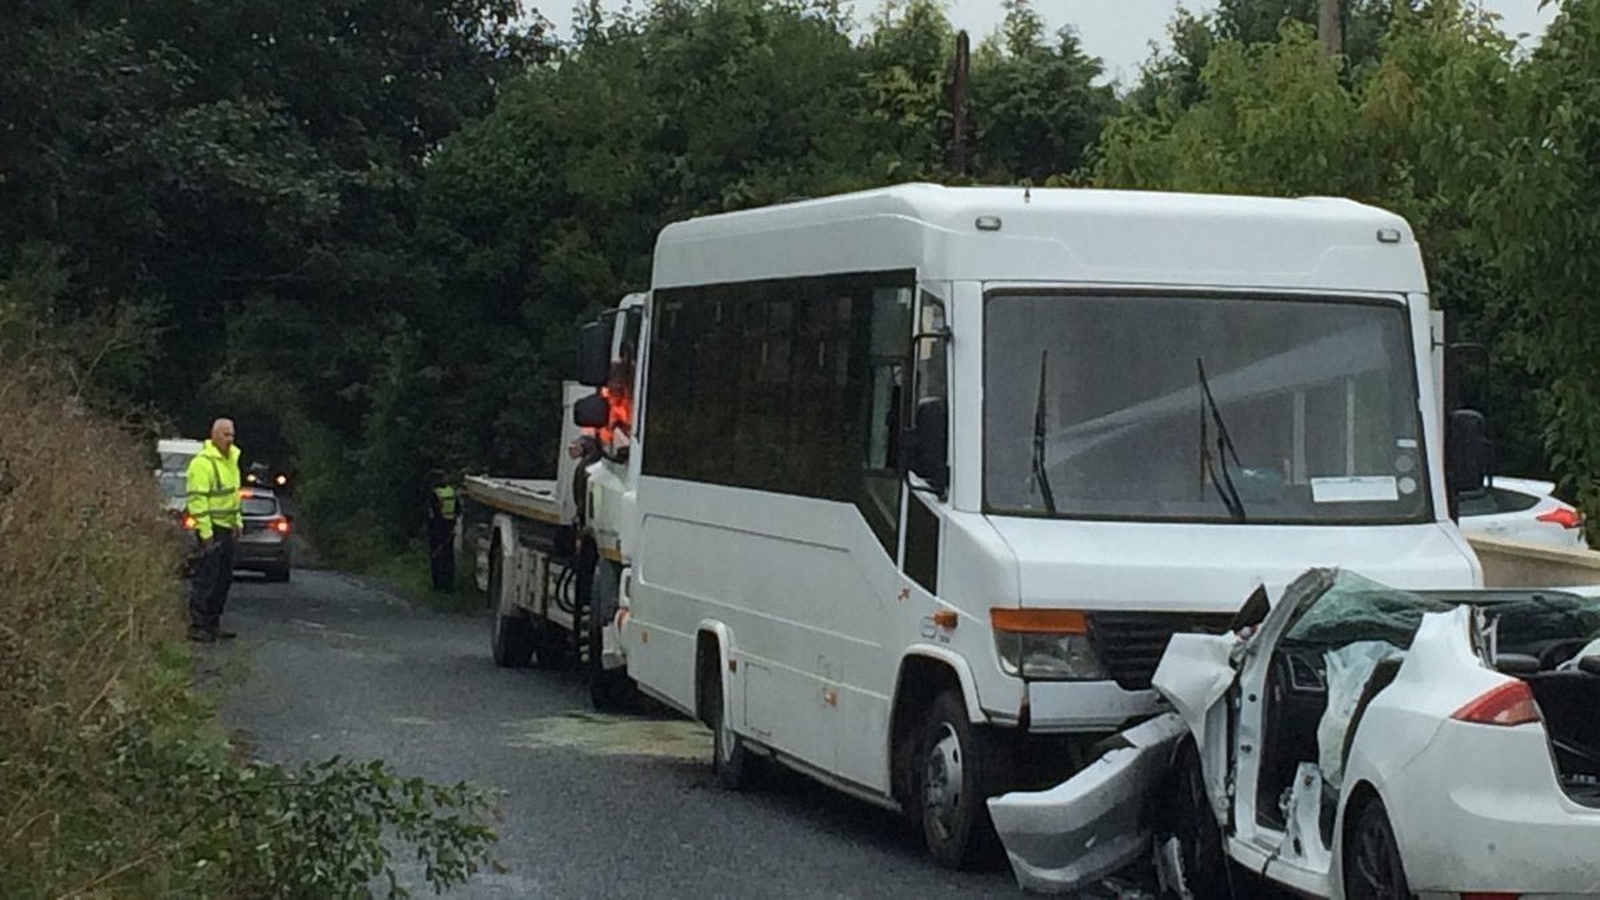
[1380,719,1600,897]
[1026,679,1166,732]
[988,713,1187,894]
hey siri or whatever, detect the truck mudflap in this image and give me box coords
[600,607,628,670]
[987,712,1187,894]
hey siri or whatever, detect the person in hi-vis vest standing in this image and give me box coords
[427,469,457,591]
[186,418,243,642]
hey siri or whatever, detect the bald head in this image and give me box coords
[211,418,236,454]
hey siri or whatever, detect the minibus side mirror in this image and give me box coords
[904,396,948,496]
[1446,408,1491,499]
[574,392,610,429]
[577,320,610,388]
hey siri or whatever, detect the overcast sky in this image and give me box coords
[529,1,1559,87]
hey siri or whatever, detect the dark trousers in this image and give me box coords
[428,519,455,590]
[189,527,236,631]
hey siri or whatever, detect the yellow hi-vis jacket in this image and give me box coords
[186,440,242,540]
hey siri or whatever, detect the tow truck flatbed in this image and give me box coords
[462,475,569,527]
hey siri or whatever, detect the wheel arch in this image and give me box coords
[888,647,986,806]
[694,620,734,727]
[1334,779,1386,897]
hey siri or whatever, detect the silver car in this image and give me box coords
[235,487,293,582]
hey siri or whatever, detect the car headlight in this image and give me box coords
[991,608,1109,681]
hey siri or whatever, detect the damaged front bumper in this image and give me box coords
[987,713,1188,894]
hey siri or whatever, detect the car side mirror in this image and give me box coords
[1446,408,1490,496]
[574,392,610,429]
[903,396,948,496]
[577,320,610,388]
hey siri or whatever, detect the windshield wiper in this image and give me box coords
[1032,349,1058,515]
[1197,357,1246,522]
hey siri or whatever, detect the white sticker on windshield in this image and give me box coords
[1311,476,1400,503]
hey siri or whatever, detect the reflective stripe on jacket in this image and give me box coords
[185,440,242,540]
[433,485,457,520]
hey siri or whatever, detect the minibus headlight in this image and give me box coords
[990,608,1109,681]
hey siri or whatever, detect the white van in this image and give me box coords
[156,437,204,512]
[571,184,1484,868]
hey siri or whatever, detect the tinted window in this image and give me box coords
[242,495,279,517]
[157,471,187,500]
[646,270,915,554]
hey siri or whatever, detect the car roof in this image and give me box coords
[1487,476,1556,497]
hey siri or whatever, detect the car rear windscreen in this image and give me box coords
[241,496,279,517]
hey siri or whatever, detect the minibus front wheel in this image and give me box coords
[916,689,1012,869]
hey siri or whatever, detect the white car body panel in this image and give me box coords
[1150,633,1237,816]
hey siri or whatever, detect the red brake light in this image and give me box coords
[1452,680,1540,726]
[271,517,290,535]
[1536,506,1582,529]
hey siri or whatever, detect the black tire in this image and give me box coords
[488,541,533,668]
[265,565,291,583]
[1344,798,1411,900]
[584,556,637,710]
[531,622,571,670]
[1155,741,1230,899]
[915,689,1009,870]
[705,659,760,790]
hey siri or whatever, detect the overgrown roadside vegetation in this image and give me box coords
[362,543,485,614]
[0,360,498,898]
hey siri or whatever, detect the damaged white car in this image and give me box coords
[988,568,1600,898]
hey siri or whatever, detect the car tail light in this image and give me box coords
[270,517,290,535]
[1451,680,1540,726]
[1536,506,1582,529]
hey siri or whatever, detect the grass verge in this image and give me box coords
[362,541,485,614]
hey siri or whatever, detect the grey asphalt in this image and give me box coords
[211,568,1048,899]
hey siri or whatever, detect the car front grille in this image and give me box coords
[1087,611,1236,691]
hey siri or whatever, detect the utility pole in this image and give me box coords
[1318,0,1344,58]
[948,30,970,177]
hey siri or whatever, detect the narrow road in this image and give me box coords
[211,569,1038,899]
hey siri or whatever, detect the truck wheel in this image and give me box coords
[705,657,760,790]
[488,540,533,668]
[585,557,637,710]
[916,689,1007,870]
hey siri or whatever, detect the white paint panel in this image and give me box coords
[985,517,1477,609]
[630,478,905,793]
